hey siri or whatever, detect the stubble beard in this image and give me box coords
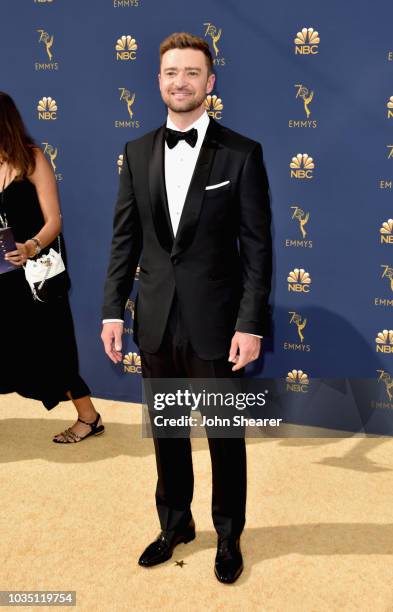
[165,90,206,114]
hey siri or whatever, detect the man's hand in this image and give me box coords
[101,322,124,364]
[228,331,261,372]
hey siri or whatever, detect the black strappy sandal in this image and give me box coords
[52,412,105,444]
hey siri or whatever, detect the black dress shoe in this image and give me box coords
[214,537,243,584]
[138,519,195,567]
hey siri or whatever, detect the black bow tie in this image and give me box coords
[165,127,198,149]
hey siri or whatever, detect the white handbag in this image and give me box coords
[24,236,67,302]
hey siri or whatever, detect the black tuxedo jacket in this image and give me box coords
[102,118,272,359]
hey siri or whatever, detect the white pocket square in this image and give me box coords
[205,180,230,191]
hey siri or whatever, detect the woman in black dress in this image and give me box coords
[0,91,104,443]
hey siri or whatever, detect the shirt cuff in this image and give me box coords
[245,333,263,338]
[102,319,124,324]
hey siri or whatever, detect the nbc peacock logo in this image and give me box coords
[205,94,223,120]
[380,219,393,244]
[123,351,142,374]
[286,369,309,393]
[37,97,57,120]
[387,96,393,119]
[290,153,314,179]
[115,35,138,61]
[294,27,320,55]
[287,268,311,293]
[376,330,393,354]
[117,154,123,174]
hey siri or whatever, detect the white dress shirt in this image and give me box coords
[103,111,261,338]
[165,111,209,236]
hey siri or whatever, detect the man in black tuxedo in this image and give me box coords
[101,32,272,584]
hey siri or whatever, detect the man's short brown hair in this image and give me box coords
[159,32,214,74]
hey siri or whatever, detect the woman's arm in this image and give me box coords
[25,147,62,255]
[5,147,62,266]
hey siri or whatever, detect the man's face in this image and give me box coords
[159,48,215,113]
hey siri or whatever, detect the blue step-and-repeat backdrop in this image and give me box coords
[2,0,393,433]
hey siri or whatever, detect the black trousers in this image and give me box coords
[140,295,247,539]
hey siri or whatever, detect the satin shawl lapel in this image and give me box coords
[171,119,220,259]
[148,124,174,253]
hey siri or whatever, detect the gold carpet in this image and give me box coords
[1,393,393,612]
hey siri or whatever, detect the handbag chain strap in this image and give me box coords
[0,174,9,229]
